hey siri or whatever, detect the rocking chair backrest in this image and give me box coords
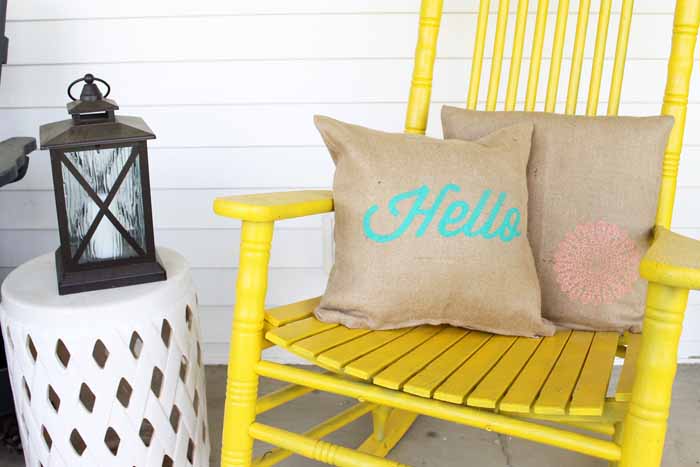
[405,0,700,229]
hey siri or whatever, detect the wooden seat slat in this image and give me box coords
[316,328,413,371]
[499,331,572,413]
[266,316,337,348]
[373,327,468,390]
[344,326,444,380]
[569,332,619,416]
[433,335,517,404]
[265,297,320,327]
[467,336,542,409]
[291,326,373,359]
[533,331,595,415]
[403,332,492,398]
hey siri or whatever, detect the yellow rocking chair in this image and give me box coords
[214,1,700,466]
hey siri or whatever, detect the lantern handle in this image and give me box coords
[67,74,111,101]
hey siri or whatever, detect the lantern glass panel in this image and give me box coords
[61,145,146,263]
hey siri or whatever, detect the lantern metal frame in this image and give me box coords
[48,142,164,294]
[40,75,166,295]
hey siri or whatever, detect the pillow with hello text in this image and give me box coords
[441,106,674,332]
[314,115,554,337]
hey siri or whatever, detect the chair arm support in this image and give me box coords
[640,226,700,290]
[213,190,334,222]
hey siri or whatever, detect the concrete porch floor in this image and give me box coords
[2,364,699,466]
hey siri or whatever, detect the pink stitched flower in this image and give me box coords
[553,221,640,305]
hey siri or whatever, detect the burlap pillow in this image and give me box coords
[314,116,554,337]
[441,107,674,332]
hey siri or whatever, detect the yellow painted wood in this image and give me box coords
[264,297,319,327]
[640,226,700,290]
[373,327,468,390]
[565,0,591,115]
[368,406,393,442]
[261,320,275,350]
[509,415,616,436]
[434,335,516,404]
[607,0,635,115]
[610,422,624,467]
[570,332,619,416]
[220,221,274,467]
[214,190,333,222]
[544,0,570,112]
[255,383,315,415]
[576,422,615,437]
[534,331,594,415]
[467,336,541,409]
[657,0,700,228]
[359,409,419,458]
[524,0,550,111]
[615,333,641,402]
[317,328,412,371]
[513,400,628,425]
[403,332,491,397]
[499,331,572,413]
[405,0,444,134]
[291,326,373,359]
[466,0,491,109]
[265,316,338,348]
[555,421,616,437]
[485,0,511,111]
[257,361,622,461]
[620,283,689,467]
[505,0,530,111]
[252,402,376,467]
[345,326,444,380]
[586,0,613,115]
[250,422,409,467]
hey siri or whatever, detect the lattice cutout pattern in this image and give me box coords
[0,288,210,467]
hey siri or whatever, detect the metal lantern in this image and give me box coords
[40,74,166,295]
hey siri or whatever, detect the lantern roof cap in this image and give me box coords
[39,115,155,150]
[67,97,119,115]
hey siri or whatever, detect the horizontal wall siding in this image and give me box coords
[2,15,678,66]
[5,0,676,19]
[2,1,699,363]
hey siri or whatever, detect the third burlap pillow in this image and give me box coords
[442,106,673,332]
[314,115,554,337]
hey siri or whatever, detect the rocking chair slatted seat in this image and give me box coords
[263,298,634,417]
[214,1,700,466]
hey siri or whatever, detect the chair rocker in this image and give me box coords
[214,1,700,466]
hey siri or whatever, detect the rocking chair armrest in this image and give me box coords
[213,190,334,222]
[640,227,700,290]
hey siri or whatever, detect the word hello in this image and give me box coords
[363,184,522,243]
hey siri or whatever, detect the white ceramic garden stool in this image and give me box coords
[0,247,210,467]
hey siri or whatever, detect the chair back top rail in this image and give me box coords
[405,0,700,228]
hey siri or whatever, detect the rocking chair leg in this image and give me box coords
[358,406,418,458]
[609,422,623,467]
[221,221,275,467]
[618,283,688,467]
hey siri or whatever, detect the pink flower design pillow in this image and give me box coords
[442,107,673,332]
[554,221,641,306]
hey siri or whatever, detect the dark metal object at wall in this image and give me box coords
[0,0,7,83]
[0,1,32,189]
[0,0,36,440]
[40,74,166,295]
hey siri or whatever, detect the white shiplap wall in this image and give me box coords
[1,0,699,363]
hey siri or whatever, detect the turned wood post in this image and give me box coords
[221,221,274,467]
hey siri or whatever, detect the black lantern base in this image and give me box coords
[55,249,167,295]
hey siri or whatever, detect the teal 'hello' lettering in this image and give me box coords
[363,184,522,244]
